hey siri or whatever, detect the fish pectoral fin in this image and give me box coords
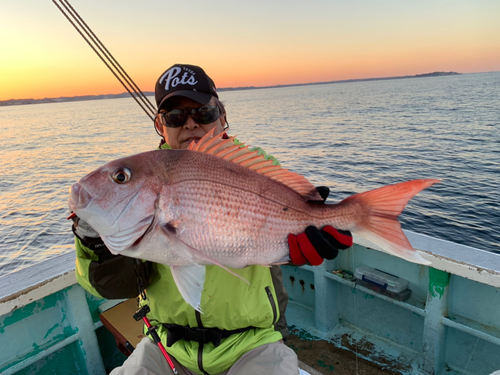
[165,219,182,234]
[161,224,250,286]
[170,265,205,313]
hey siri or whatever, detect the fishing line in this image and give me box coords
[464,336,479,372]
[51,0,157,121]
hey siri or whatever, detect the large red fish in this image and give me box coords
[69,130,438,310]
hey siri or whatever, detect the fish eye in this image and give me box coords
[112,168,132,184]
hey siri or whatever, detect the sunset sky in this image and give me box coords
[1,0,499,101]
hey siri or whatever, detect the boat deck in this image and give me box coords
[289,331,400,375]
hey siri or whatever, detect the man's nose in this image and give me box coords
[183,115,199,130]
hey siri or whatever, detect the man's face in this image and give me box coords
[156,96,225,150]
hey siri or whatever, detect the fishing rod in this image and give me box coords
[55,1,181,372]
[52,0,156,122]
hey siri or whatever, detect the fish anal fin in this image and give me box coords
[190,129,323,200]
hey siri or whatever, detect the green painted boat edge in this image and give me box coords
[1,231,500,374]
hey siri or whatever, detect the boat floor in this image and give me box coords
[288,333,401,375]
[98,299,400,374]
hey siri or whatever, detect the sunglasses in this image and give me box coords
[158,105,220,128]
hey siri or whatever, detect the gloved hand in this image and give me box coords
[69,213,110,256]
[288,226,353,266]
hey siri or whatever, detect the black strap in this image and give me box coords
[163,324,253,347]
[71,224,110,256]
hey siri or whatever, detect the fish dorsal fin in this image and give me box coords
[188,129,323,201]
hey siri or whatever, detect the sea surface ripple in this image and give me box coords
[0,72,499,276]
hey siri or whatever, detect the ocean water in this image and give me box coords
[0,72,499,277]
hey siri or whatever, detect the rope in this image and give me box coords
[52,0,157,121]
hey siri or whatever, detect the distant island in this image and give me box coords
[0,71,461,107]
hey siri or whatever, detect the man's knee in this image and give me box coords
[228,341,300,375]
[110,337,181,375]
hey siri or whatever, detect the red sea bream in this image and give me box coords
[68,130,439,310]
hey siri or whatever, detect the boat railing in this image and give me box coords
[1,231,500,374]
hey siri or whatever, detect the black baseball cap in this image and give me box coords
[155,64,218,112]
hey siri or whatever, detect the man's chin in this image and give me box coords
[181,139,200,149]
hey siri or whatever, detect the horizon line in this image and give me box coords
[2,70,497,105]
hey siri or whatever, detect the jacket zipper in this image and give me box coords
[265,286,278,323]
[195,310,209,375]
[197,343,208,375]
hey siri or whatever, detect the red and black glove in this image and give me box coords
[288,226,353,266]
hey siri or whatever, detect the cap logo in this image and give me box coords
[159,66,198,91]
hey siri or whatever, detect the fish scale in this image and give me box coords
[165,180,312,267]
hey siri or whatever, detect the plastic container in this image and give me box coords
[354,266,412,301]
[354,266,408,293]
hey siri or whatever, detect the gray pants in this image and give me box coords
[110,337,300,375]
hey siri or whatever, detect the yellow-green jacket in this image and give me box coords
[74,139,289,375]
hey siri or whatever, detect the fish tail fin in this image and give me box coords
[338,179,439,265]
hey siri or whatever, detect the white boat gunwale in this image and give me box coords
[2,230,499,316]
[1,231,500,375]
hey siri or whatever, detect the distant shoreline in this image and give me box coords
[0,71,461,107]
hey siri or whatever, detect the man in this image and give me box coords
[72,64,352,375]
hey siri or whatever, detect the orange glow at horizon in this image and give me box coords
[1,0,499,101]
[2,36,499,102]
[2,51,500,102]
